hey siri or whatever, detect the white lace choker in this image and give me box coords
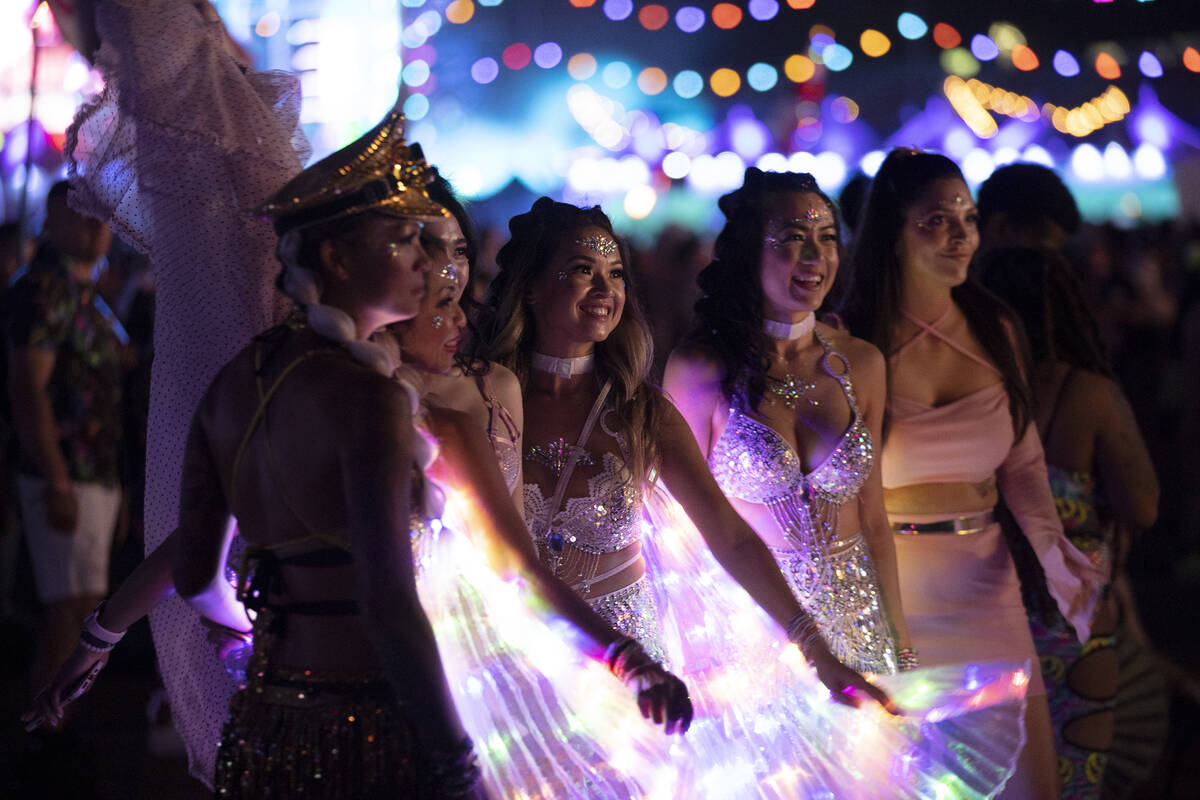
[531,352,595,378]
[763,314,816,340]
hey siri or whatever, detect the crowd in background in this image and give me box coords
[1,169,1199,797]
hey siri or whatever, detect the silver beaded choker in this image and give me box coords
[531,352,595,378]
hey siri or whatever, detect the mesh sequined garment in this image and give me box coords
[524,412,666,660]
[708,330,896,673]
[66,0,303,783]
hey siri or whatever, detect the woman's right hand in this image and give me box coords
[21,645,109,731]
[806,643,897,714]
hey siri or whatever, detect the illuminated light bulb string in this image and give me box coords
[443,3,1197,98]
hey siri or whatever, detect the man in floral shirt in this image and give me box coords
[5,181,123,684]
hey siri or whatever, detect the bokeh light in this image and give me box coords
[1095,52,1121,79]
[533,42,562,69]
[823,44,853,71]
[662,151,692,179]
[860,150,886,176]
[403,93,430,121]
[897,12,927,40]
[1138,51,1163,77]
[1053,50,1081,77]
[674,70,704,98]
[1133,144,1166,179]
[1071,143,1105,182]
[567,52,598,80]
[255,11,281,38]
[638,4,669,30]
[402,60,431,86]
[568,0,597,6]
[637,67,668,94]
[603,0,633,21]
[941,48,981,78]
[446,0,475,24]
[624,185,658,219]
[932,23,961,49]
[1185,47,1200,72]
[675,6,706,33]
[710,67,742,97]
[830,96,859,123]
[740,63,773,92]
[784,54,816,82]
[712,3,743,29]
[1011,44,1039,71]
[748,0,780,21]
[786,0,816,8]
[1104,142,1132,179]
[602,60,633,88]
[860,30,891,57]
[470,56,499,84]
[988,22,1025,51]
[502,43,532,70]
[971,34,999,61]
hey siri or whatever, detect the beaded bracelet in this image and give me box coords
[79,602,126,654]
[785,610,823,664]
[896,647,920,671]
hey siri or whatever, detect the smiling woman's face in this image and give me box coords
[896,177,979,291]
[527,225,627,355]
[758,191,840,321]
[393,236,467,374]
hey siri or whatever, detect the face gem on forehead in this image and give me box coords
[763,209,834,247]
[574,235,619,256]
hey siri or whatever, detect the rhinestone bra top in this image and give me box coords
[523,413,642,556]
[708,331,874,508]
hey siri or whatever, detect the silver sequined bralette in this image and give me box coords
[708,330,874,543]
[523,412,641,557]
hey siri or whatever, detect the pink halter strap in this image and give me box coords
[892,307,1002,376]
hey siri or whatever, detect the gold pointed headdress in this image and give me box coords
[257,101,447,234]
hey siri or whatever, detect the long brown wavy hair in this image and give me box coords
[686,167,840,410]
[469,197,666,484]
[839,148,1032,438]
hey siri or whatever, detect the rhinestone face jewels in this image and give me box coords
[431,315,444,329]
[574,235,619,257]
[437,263,459,286]
[765,373,819,409]
[762,208,834,248]
[525,438,595,476]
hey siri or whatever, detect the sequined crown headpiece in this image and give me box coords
[256,101,447,234]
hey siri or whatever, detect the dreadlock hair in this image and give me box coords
[686,167,841,409]
[471,197,665,484]
[979,247,1114,379]
[840,148,1033,438]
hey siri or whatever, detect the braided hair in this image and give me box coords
[273,213,399,377]
[687,167,840,409]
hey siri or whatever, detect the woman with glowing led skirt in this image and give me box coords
[473,197,1031,799]
[667,168,914,675]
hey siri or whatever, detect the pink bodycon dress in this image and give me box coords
[882,311,1100,696]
